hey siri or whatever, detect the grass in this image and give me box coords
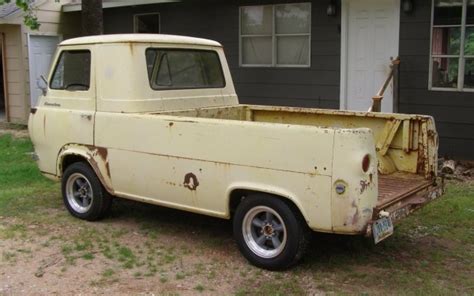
[2,251,17,263]
[194,284,205,292]
[0,134,60,219]
[401,183,474,243]
[290,181,474,295]
[0,132,473,295]
[102,268,115,277]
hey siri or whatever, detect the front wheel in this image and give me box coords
[62,162,112,221]
[233,194,309,270]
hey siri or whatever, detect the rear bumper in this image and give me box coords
[365,177,444,237]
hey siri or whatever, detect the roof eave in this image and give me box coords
[63,0,182,12]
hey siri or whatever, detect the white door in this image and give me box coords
[28,35,60,107]
[341,0,399,112]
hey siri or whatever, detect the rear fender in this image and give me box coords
[226,182,309,225]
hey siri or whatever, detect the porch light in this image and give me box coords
[327,0,337,17]
[402,0,414,13]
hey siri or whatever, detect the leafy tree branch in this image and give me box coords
[0,0,41,30]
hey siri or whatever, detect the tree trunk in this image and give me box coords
[82,0,103,36]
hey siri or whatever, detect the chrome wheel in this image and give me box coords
[242,206,287,259]
[65,173,93,214]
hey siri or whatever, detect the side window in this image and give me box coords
[50,50,91,91]
[146,49,225,90]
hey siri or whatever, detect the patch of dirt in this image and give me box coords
[416,236,458,251]
[0,123,29,138]
[0,225,230,295]
[0,203,321,295]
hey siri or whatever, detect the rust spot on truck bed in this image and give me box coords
[351,200,360,225]
[360,180,370,194]
[183,173,199,191]
[359,173,374,194]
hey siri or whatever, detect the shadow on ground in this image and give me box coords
[108,197,403,267]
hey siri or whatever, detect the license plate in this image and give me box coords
[373,216,394,244]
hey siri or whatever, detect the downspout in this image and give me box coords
[1,32,9,122]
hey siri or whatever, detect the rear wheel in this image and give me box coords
[233,194,309,270]
[62,162,112,221]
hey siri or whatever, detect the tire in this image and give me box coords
[61,162,112,221]
[233,194,310,270]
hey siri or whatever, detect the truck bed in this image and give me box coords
[154,104,439,211]
[377,172,432,208]
[157,104,437,166]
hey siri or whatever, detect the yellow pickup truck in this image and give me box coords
[28,34,443,270]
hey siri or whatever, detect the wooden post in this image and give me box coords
[370,57,400,113]
[371,95,383,112]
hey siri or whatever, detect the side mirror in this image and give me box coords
[37,75,48,96]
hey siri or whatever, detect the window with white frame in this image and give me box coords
[240,3,311,67]
[430,0,474,91]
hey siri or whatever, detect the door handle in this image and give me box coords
[81,114,92,121]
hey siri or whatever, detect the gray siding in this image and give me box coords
[100,0,473,159]
[103,0,341,109]
[399,0,474,159]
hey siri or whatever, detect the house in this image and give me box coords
[13,0,474,159]
[0,0,77,123]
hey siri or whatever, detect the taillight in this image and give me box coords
[362,154,370,172]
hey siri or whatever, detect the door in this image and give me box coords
[30,47,96,175]
[28,35,60,107]
[341,0,399,112]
